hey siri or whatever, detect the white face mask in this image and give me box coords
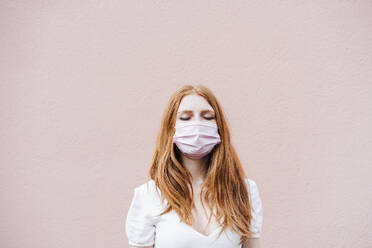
[173,120,221,159]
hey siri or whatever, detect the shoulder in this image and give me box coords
[133,179,164,207]
[243,177,263,237]
[244,178,262,202]
[126,179,159,246]
[135,179,157,193]
[244,177,259,191]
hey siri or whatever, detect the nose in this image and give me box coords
[193,112,205,122]
[194,114,202,121]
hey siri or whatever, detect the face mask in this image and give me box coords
[173,120,221,159]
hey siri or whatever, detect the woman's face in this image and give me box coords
[175,94,216,126]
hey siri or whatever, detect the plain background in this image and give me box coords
[1,1,372,247]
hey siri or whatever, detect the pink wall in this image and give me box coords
[1,1,371,247]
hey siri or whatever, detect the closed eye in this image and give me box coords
[180,116,214,121]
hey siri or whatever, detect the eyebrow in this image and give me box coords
[177,110,215,115]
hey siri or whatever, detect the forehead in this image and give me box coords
[177,94,213,112]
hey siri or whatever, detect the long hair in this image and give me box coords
[146,84,255,245]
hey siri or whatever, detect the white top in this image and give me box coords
[125,178,263,248]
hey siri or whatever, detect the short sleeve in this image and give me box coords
[245,178,263,238]
[125,185,156,246]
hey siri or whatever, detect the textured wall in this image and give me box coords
[1,1,371,247]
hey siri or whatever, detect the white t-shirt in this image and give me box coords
[125,178,263,248]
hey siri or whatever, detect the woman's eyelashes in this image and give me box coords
[180,116,215,121]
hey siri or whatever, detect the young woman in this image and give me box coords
[125,85,263,248]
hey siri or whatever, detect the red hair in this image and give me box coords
[147,84,255,245]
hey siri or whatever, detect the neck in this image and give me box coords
[180,154,209,185]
